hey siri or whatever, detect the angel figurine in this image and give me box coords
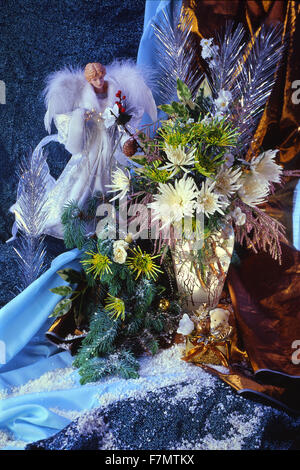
[10,61,157,239]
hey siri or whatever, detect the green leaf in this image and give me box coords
[171,101,186,116]
[50,285,73,296]
[50,298,72,318]
[158,104,176,115]
[131,156,148,166]
[177,79,192,102]
[57,269,83,284]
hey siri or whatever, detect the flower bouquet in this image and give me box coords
[47,14,300,377]
[102,16,300,365]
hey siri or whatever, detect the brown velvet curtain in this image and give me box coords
[182,0,300,412]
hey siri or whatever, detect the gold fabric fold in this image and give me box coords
[227,243,300,378]
[190,244,300,413]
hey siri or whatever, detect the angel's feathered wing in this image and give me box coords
[43,61,158,134]
[106,60,158,122]
[43,67,87,133]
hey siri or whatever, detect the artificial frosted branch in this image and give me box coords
[152,8,203,104]
[13,148,49,289]
[231,24,284,155]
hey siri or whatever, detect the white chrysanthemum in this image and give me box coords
[238,172,270,207]
[231,207,246,226]
[148,177,198,227]
[196,180,225,218]
[214,89,232,112]
[208,166,242,199]
[160,144,196,176]
[106,168,130,201]
[102,103,119,128]
[177,313,195,336]
[251,149,282,184]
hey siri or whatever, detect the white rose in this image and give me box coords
[124,233,133,243]
[113,246,127,264]
[113,240,129,250]
[177,314,195,336]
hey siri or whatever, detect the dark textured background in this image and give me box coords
[0,0,145,305]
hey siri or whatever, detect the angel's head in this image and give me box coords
[84,62,107,93]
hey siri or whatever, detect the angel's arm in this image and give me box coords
[54,108,88,155]
[43,68,93,154]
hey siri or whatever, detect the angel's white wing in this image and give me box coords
[106,60,158,122]
[43,67,86,133]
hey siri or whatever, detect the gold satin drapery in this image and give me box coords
[182,0,300,412]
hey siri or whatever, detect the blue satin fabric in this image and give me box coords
[0,0,180,451]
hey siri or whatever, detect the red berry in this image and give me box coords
[122,95,126,100]
[121,107,125,113]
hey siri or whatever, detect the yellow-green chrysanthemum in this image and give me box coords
[81,250,112,279]
[104,293,126,321]
[126,246,163,281]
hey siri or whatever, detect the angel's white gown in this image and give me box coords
[11,62,157,239]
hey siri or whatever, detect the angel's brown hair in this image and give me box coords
[84,63,106,82]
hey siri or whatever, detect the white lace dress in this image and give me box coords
[42,90,121,238]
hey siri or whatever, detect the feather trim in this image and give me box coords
[106,59,157,122]
[43,61,158,134]
[43,66,86,133]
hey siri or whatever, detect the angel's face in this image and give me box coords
[90,72,106,93]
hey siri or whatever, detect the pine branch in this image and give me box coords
[73,309,120,368]
[77,350,140,385]
[61,200,87,249]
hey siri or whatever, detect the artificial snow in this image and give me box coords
[0,345,297,450]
